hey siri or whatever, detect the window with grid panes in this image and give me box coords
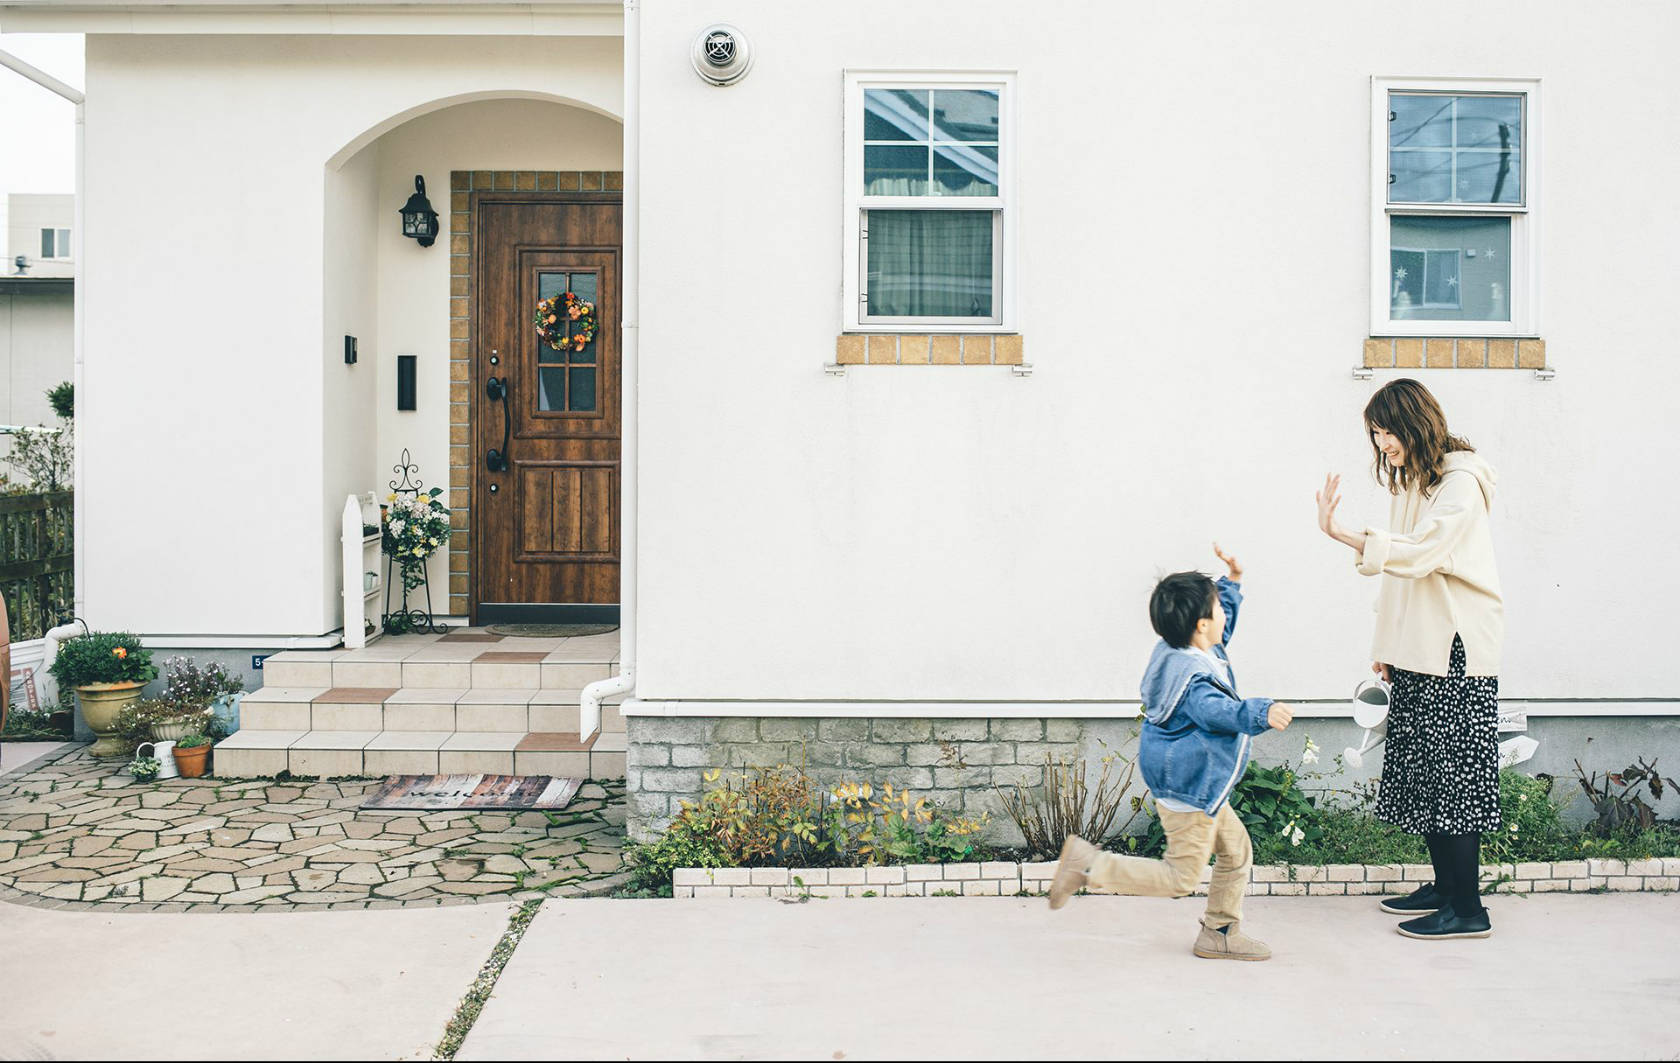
[535,271,598,412]
[844,73,1013,330]
[1373,79,1538,337]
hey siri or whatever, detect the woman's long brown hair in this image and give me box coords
[1363,378,1473,495]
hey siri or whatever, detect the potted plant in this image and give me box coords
[139,699,217,742]
[126,755,161,783]
[48,632,157,757]
[381,488,451,634]
[171,732,213,778]
[157,656,244,738]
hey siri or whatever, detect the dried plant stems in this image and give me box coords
[996,752,1141,858]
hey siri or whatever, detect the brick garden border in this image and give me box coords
[673,857,1680,899]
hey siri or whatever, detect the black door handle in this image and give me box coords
[485,376,509,472]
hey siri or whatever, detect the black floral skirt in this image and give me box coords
[1374,635,1502,834]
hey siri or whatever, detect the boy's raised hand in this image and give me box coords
[1212,541,1243,582]
[1268,702,1293,730]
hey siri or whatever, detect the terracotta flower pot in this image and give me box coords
[172,742,212,779]
[76,681,146,758]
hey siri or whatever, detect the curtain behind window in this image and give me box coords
[866,210,993,318]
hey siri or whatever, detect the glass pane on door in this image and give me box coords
[535,269,602,411]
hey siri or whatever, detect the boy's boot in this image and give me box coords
[1193,919,1272,961]
[1047,835,1099,910]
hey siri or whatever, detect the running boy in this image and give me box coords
[1049,544,1292,961]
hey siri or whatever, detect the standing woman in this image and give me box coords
[1315,378,1503,940]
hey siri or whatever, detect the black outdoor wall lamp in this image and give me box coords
[399,175,440,247]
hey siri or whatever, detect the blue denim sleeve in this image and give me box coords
[1217,576,1242,645]
[1175,674,1274,736]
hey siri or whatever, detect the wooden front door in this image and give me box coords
[473,194,622,623]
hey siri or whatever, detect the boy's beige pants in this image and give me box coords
[1085,803,1252,929]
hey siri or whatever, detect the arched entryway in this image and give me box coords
[323,96,623,623]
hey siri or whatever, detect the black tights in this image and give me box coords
[1424,832,1484,917]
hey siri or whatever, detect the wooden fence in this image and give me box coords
[0,491,73,641]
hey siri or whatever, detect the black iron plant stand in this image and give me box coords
[383,449,446,635]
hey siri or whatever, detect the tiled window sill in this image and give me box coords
[836,333,1023,366]
[1363,337,1546,370]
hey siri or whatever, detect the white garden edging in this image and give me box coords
[673,857,1680,899]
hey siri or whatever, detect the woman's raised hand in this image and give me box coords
[1315,473,1343,538]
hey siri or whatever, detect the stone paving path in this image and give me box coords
[0,746,629,912]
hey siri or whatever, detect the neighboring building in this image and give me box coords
[5,193,74,281]
[0,1,1673,837]
[2,194,74,448]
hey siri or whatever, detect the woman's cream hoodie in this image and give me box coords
[1358,450,1503,677]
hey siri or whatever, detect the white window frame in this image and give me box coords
[40,228,71,260]
[843,70,1016,333]
[1370,76,1540,338]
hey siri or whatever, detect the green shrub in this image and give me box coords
[47,382,73,420]
[1481,769,1569,863]
[48,632,156,687]
[1126,767,1587,868]
[1230,760,1323,859]
[1,707,72,740]
[1564,825,1680,861]
[174,733,211,749]
[1268,805,1427,865]
[623,821,731,896]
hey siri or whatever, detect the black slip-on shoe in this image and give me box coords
[1396,907,1492,940]
[1380,882,1443,915]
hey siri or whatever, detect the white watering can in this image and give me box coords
[1341,678,1391,769]
[1339,676,1542,770]
[137,740,180,779]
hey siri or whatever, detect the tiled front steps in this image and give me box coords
[214,728,627,779]
[215,630,626,780]
[258,630,620,690]
[236,686,624,734]
[673,858,1680,899]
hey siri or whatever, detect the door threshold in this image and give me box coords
[476,604,620,624]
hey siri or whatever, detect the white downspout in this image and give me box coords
[0,49,86,623]
[578,0,639,737]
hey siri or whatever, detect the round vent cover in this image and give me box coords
[692,24,753,86]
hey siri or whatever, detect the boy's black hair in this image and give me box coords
[1150,571,1218,649]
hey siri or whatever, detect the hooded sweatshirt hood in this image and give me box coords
[1139,641,1225,725]
[1443,450,1497,510]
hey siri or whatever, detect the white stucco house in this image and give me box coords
[0,0,1673,835]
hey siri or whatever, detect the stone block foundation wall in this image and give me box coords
[626,714,1680,843]
[672,858,1680,899]
[626,716,1089,842]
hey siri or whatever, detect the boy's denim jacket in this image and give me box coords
[1137,578,1275,816]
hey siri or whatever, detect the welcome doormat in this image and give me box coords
[360,774,581,811]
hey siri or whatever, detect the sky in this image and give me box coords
[0,32,84,239]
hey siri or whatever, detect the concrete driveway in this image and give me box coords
[0,899,511,1060]
[463,894,1680,1060]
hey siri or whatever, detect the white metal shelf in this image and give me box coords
[342,494,385,648]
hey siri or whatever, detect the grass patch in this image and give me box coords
[433,899,543,1060]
